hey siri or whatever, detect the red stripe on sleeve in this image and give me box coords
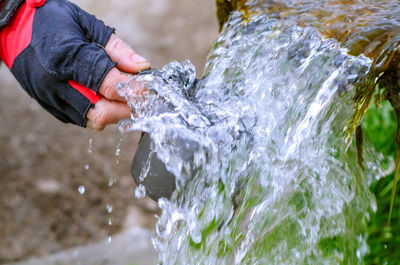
[0,2,35,68]
[68,80,102,104]
[26,0,46,8]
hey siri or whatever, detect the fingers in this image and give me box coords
[99,34,151,102]
[86,98,131,131]
[87,34,151,130]
[98,68,130,102]
[105,34,151,74]
[99,34,152,102]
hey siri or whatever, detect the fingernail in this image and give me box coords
[132,54,149,64]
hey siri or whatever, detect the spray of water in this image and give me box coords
[117,9,387,265]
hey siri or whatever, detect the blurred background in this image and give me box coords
[0,0,218,263]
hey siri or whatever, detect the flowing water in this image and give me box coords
[116,1,396,264]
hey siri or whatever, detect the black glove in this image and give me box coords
[0,0,116,126]
[0,0,25,29]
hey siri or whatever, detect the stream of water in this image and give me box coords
[116,2,391,264]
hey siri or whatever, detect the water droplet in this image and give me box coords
[135,184,146,198]
[108,236,112,243]
[78,185,86,195]
[108,218,112,226]
[108,178,117,187]
[88,138,93,154]
[115,134,123,157]
[106,204,113,213]
[85,164,90,170]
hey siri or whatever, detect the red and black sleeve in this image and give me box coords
[0,0,24,29]
[0,0,116,127]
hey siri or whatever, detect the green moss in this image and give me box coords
[216,0,253,30]
[362,99,400,264]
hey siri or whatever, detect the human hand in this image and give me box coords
[86,34,150,130]
[0,0,150,130]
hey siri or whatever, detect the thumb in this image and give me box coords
[105,34,151,74]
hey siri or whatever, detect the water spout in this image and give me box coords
[116,1,396,264]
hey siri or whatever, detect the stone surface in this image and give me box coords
[5,228,157,265]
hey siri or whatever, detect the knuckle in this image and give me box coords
[99,68,119,100]
[100,83,113,99]
[108,35,125,50]
[105,88,117,99]
[103,86,113,99]
[94,126,105,132]
[114,38,125,49]
[93,110,109,128]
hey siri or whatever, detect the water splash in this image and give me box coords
[118,8,388,265]
[135,184,147,199]
[108,177,117,187]
[106,204,113,214]
[78,185,86,195]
